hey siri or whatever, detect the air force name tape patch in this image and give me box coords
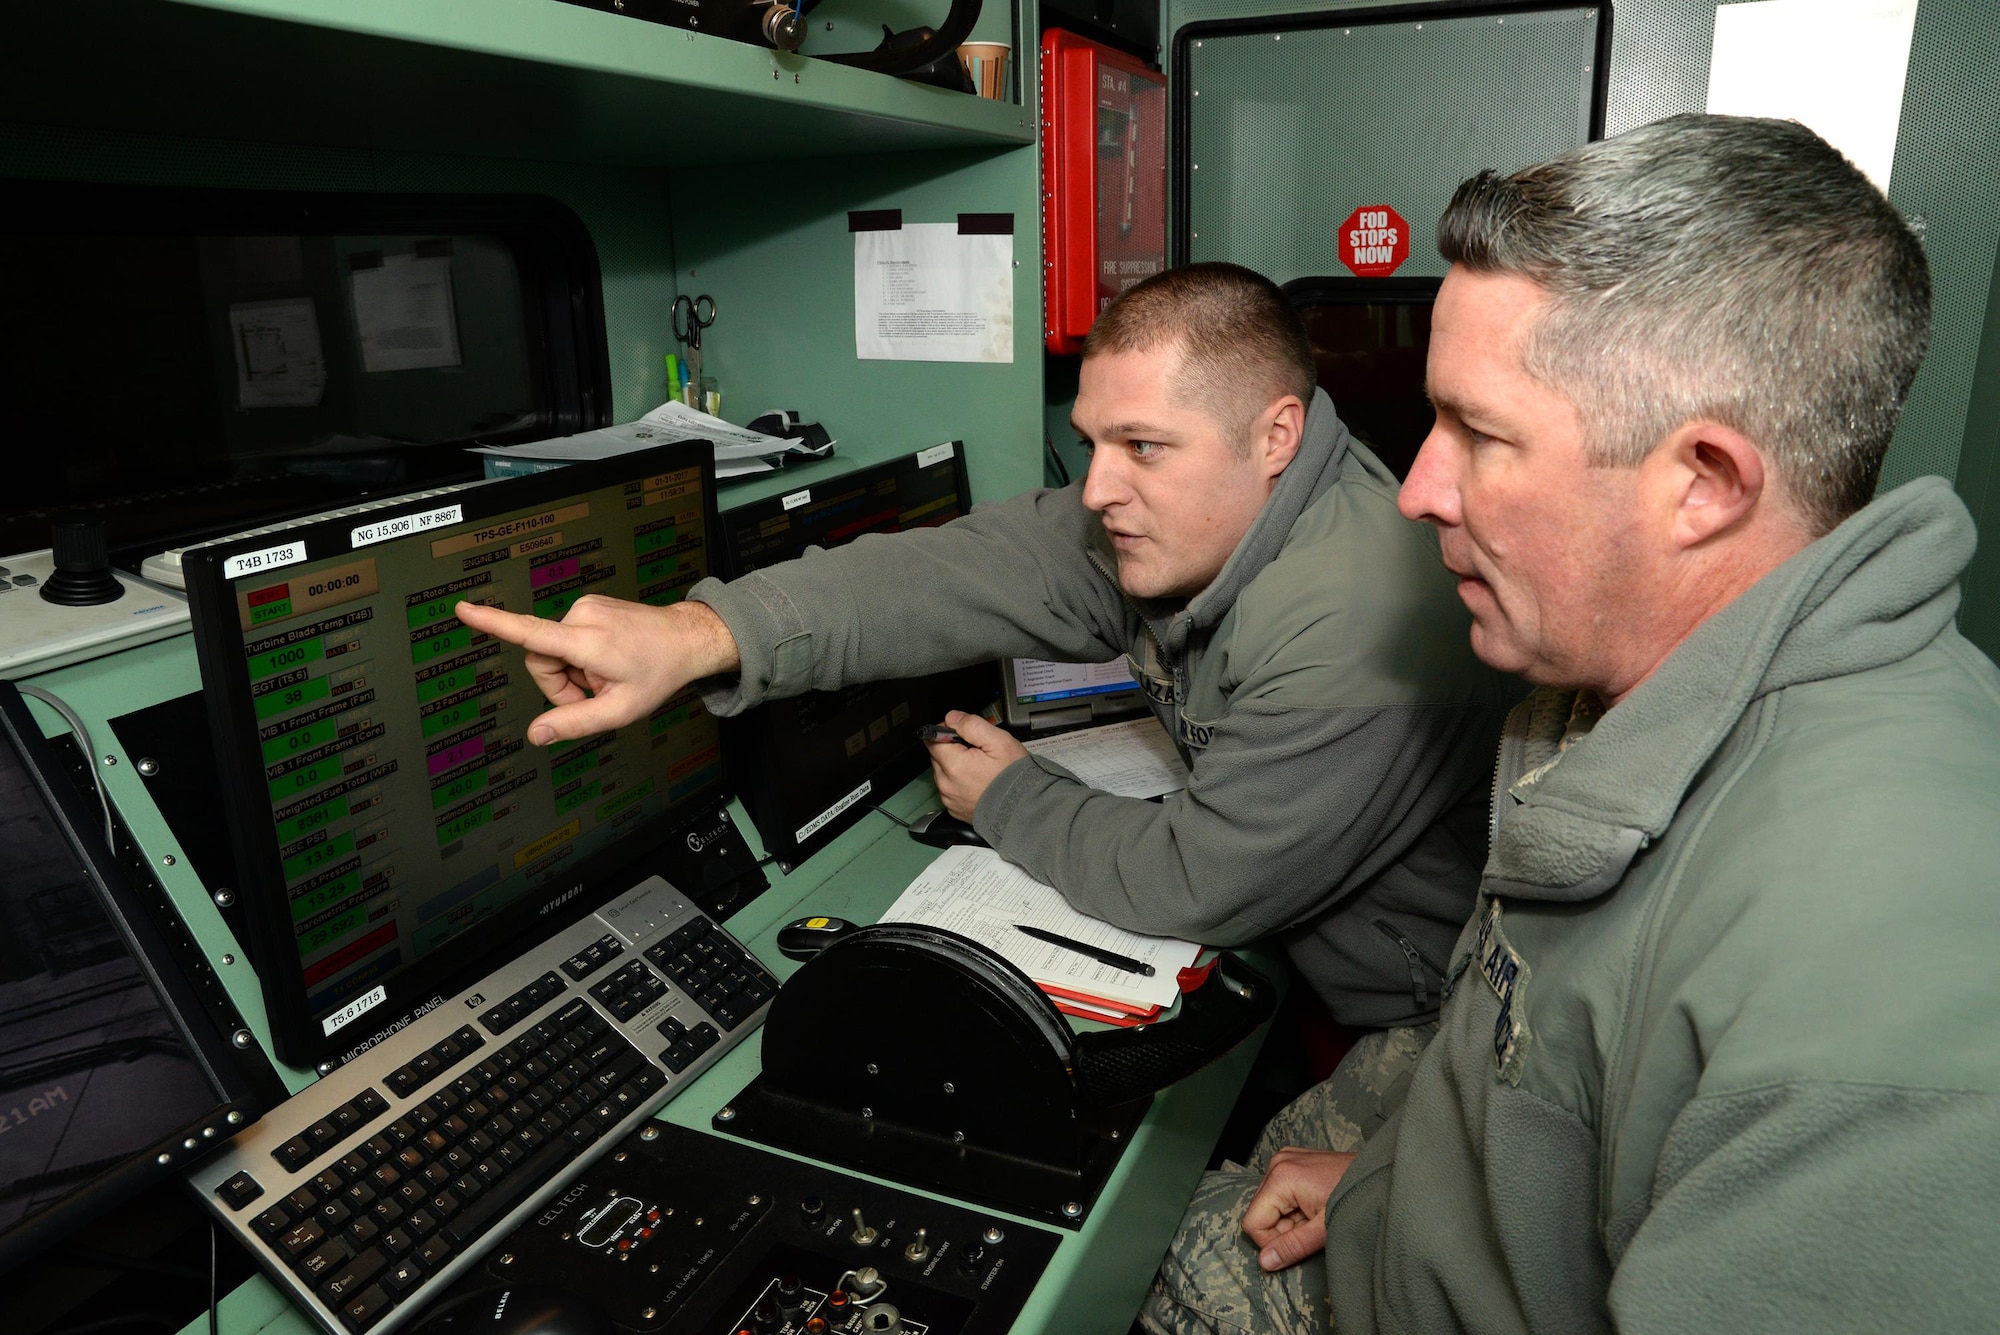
[1475,898,1530,1083]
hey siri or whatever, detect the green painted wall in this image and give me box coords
[675,142,1045,509]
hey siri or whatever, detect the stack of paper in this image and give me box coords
[1022,716,1188,799]
[879,846,1201,1026]
[472,400,834,479]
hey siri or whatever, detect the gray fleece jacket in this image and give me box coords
[691,390,1509,1026]
[1323,476,2000,1331]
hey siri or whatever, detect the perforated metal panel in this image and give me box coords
[1179,7,1599,284]
[1870,0,2000,494]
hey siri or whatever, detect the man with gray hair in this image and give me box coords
[1141,113,2000,1333]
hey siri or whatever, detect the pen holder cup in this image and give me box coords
[956,41,1010,100]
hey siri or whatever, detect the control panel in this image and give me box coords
[435,1120,1059,1333]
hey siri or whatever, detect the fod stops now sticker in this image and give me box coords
[1341,205,1410,277]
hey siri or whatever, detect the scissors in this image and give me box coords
[672,292,717,386]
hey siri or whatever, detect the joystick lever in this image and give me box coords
[40,514,124,607]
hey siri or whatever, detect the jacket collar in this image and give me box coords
[1092,387,1359,659]
[1486,476,1976,901]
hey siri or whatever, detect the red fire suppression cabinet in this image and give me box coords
[1040,30,1168,354]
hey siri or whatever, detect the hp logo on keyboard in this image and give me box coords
[464,993,486,1009]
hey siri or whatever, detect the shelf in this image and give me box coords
[3,0,1034,171]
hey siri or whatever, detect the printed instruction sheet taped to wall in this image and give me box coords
[1706,0,1919,191]
[854,223,1013,363]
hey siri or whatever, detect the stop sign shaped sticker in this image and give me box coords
[1341,205,1410,277]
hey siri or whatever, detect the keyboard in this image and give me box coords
[140,480,493,590]
[187,876,779,1335]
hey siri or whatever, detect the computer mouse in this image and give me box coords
[907,809,989,849]
[776,914,859,959]
[411,1287,613,1335]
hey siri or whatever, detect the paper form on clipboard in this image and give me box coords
[879,845,1199,1016]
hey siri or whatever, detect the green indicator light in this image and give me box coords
[283,832,356,883]
[249,637,324,681]
[262,717,338,765]
[432,770,489,808]
[417,666,476,704]
[298,905,367,955]
[636,556,680,585]
[595,777,656,822]
[254,675,331,722]
[634,526,677,554]
[555,780,601,815]
[437,805,492,847]
[290,873,362,924]
[269,754,342,803]
[411,626,473,664]
[421,701,482,738]
[249,598,295,626]
[533,592,584,620]
[550,751,598,785]
[406,597,457,629]
[275,796,349,844]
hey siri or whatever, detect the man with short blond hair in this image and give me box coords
[461,261,1507,1034]
[1140,114,2000,1335]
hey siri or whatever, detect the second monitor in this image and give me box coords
[716,442,996,870]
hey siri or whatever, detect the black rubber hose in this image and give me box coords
[811,0,984,76]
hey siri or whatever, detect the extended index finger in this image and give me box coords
[454,600,578,657]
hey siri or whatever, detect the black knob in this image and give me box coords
[799,1194,825,1226]
[955,1242,986,1274]
[41,513,124,608]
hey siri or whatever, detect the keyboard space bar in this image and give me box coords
[444,1130,587,1247]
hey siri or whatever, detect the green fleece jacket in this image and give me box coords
[1322,476,2000,1331]
[691,390,1509,1026]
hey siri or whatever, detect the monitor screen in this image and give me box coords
[182,441,724,1069]
[0,178,612,560]
[1009,657,1139,705]
[0,682,261,1268]
[716,442,996,870]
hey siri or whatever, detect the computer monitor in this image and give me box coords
[0,681,266,1268]
[999,656,1146,731]
[1284,275,1442,481]
[182,441,725,1070]
[715,442,997,870]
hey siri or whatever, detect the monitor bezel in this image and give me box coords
[0,681,269,1269]
[181,440,723,1071]
[998,656,1147,731]
[714,442,994,870]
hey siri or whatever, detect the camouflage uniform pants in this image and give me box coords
[1136,1023,1438,1335]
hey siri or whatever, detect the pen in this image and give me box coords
[1015,924,1155,977]
[918,724,969,745]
